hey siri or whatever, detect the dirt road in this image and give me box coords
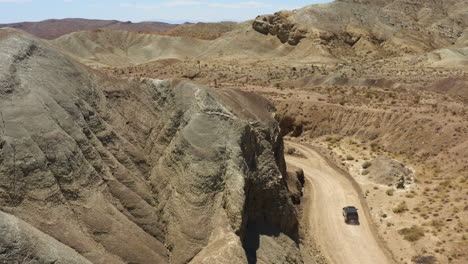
[286,142,392,264]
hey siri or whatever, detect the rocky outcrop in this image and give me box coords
[0,28,302,264]
[286,167,305,205]
[367,157,413,188]
[253,11,307,46]
[251,0,468,60]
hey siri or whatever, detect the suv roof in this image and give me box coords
[344,206,358,212]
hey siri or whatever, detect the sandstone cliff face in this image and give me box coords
[0,28,302,264]
[253,11,307,46]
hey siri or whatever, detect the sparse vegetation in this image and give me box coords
[362,161,372,169]
[324,135,343,144]
[411,255,436,264]
[398,225,425,242]
[429,219,445,230]
[386,189,394,196]
[392,201,409,214]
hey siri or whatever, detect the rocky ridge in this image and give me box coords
[253,0,468,60]
[0,28,302,264]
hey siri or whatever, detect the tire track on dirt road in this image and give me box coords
[286,142,393,264]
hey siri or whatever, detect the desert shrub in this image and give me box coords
[386,189,394,196]
[362,169,370,175]
[362,161,372,169]
[411,255,436,264]
[430,219,445,229]
[439,180,452,188]
[399,225,425,242]
[346,155,354,161]
[325,135,342,144]
[393,202,409,214]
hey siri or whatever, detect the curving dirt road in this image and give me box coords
[286,142,392,264]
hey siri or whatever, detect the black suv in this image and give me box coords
[342,206,359,224]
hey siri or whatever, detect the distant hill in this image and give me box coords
[160,22,239,40]
[0,18,178,39]
[50,0,468,68]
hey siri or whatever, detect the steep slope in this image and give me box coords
[0,18,177,40]
[0,28,302,264]
[0,211,92,264]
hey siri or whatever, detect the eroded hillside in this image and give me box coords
[1,0,467,263]
[0,28,303,264]
[57,1,467,263]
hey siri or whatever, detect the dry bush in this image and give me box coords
[398,225,425,242]
[362,161,372,169]
[393,202,409,214]
[411,255,436,264]
[429,219,445,230]
[325,135,343,144]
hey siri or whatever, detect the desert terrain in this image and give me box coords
[1,0,467,263]
[0,18,177,40]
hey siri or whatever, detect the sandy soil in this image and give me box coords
[308,136,468,264]
[286,141,393,264]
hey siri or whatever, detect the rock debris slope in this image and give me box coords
[0,28,302,264]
